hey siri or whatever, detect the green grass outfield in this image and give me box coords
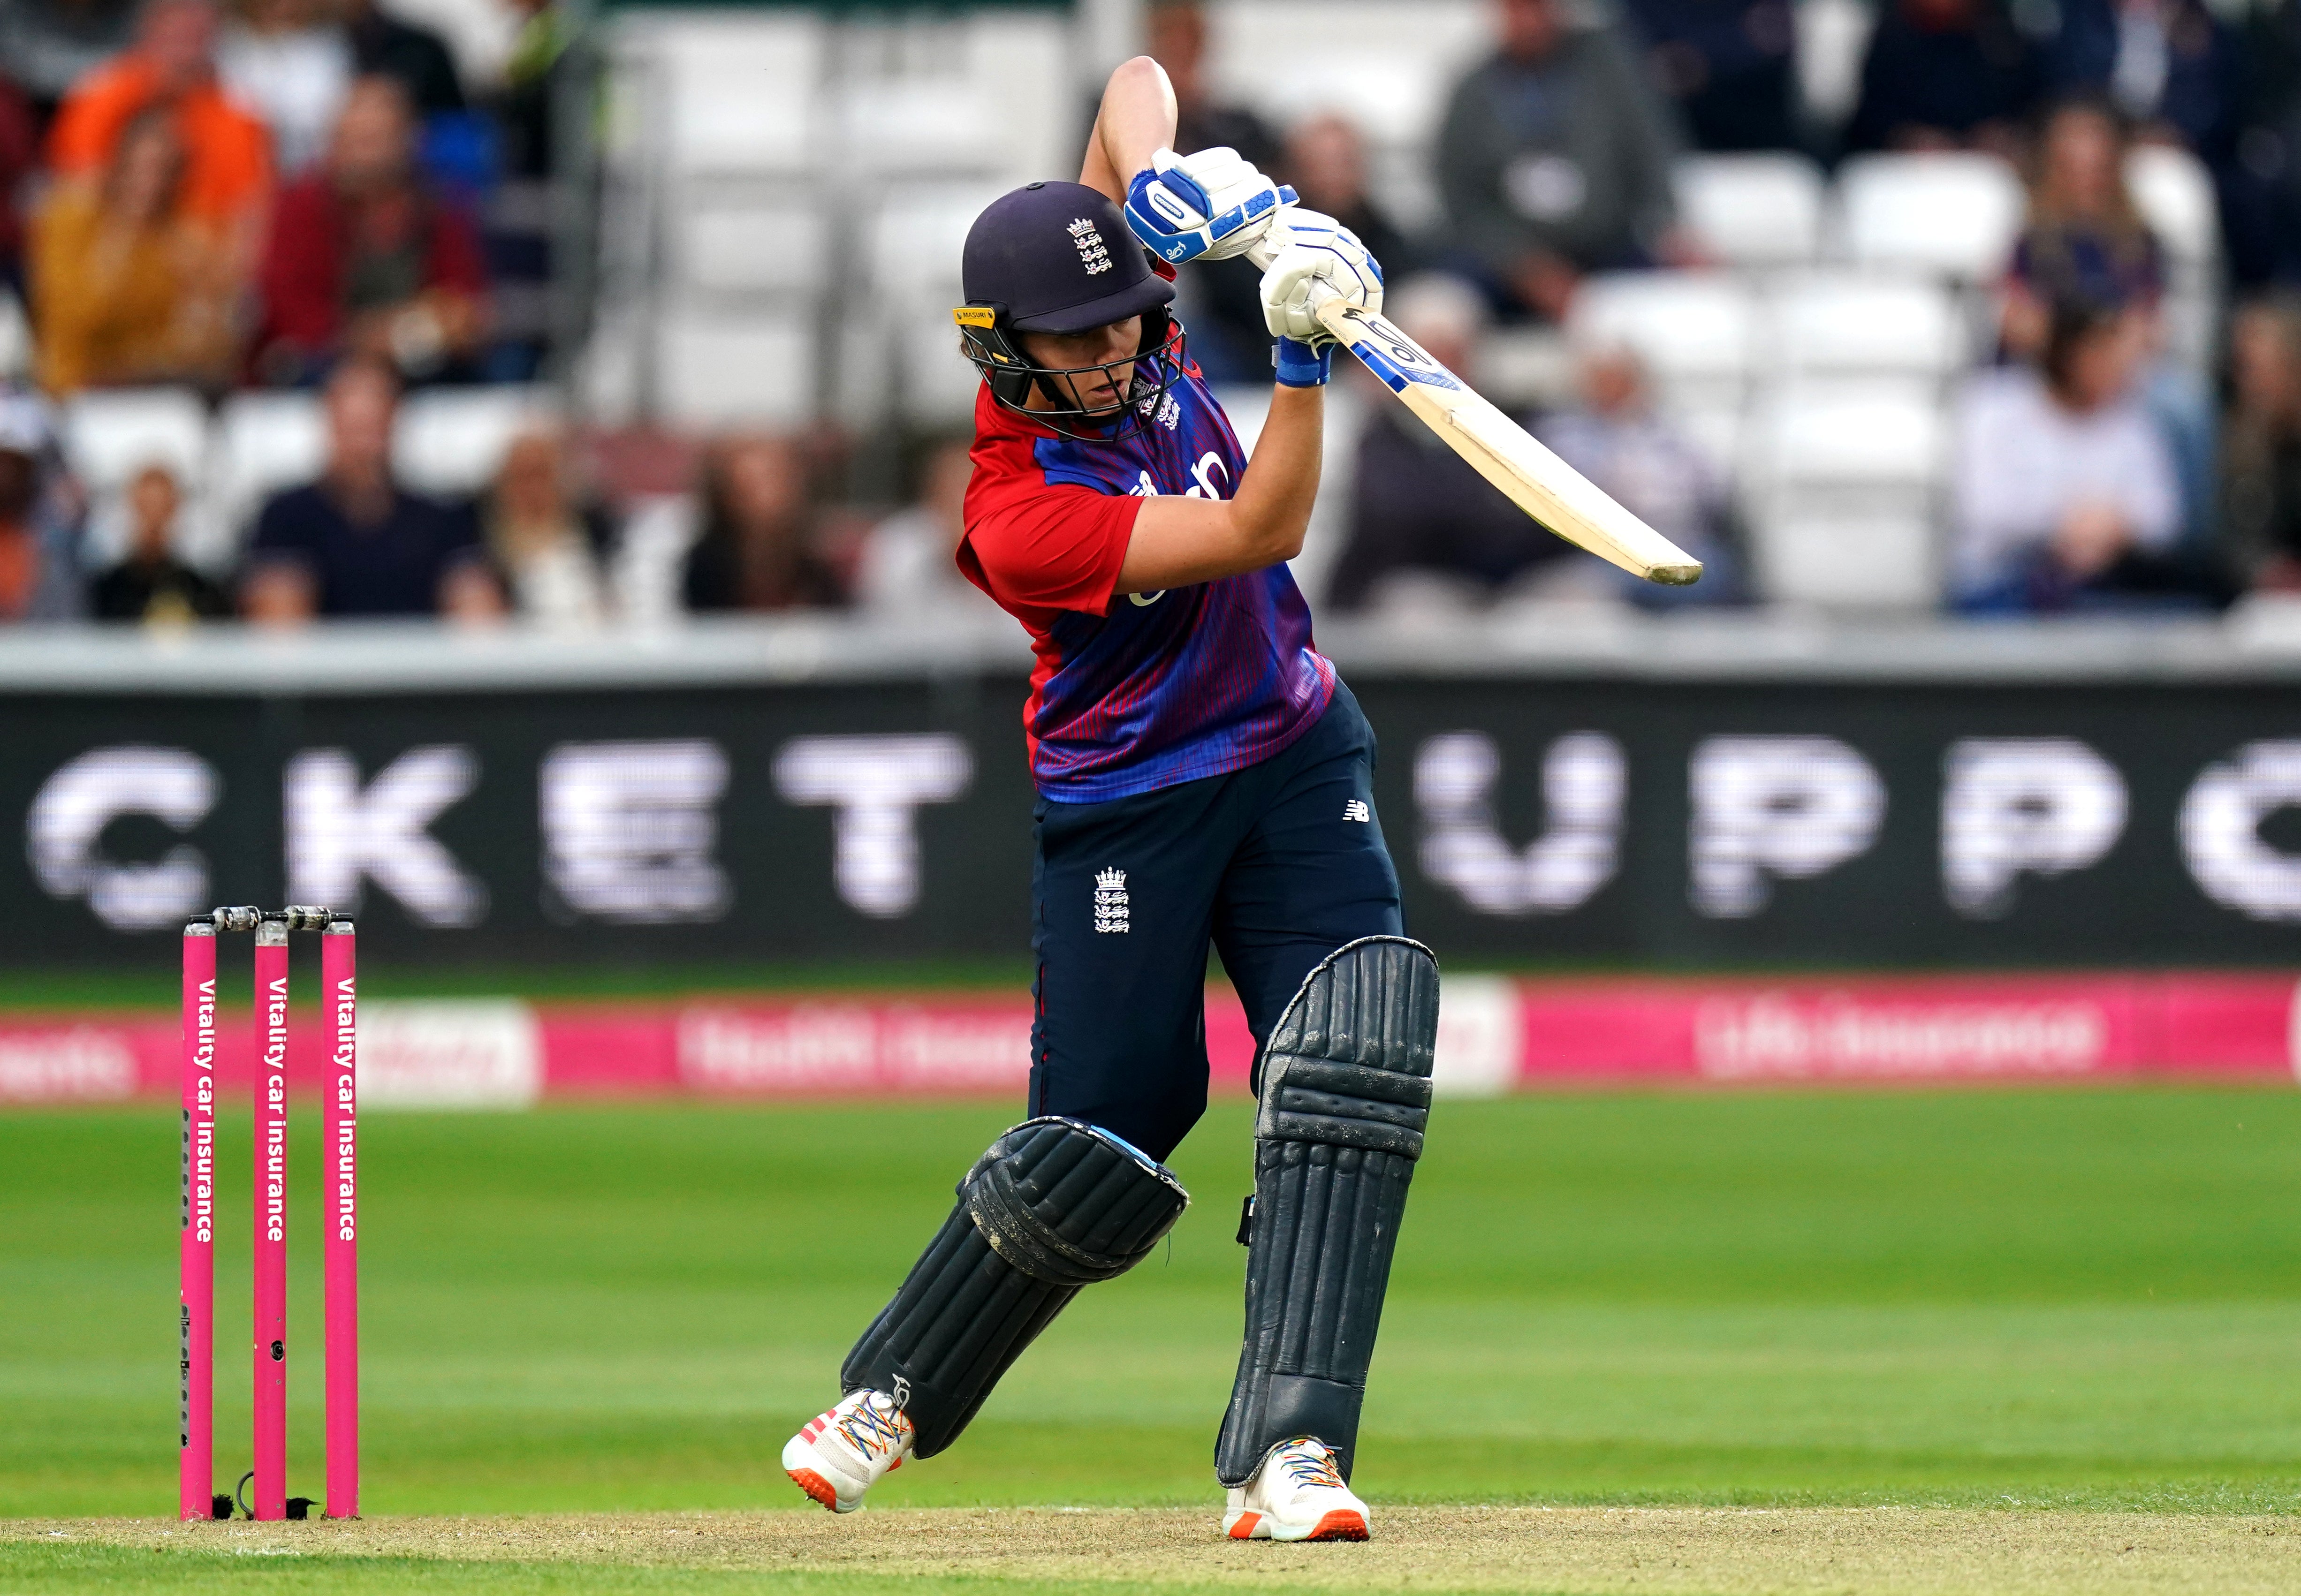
[3,1088,2299,1590]
[0,958,1043,1011]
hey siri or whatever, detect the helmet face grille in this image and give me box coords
[957,313,1190,444]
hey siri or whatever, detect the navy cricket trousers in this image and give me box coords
[1026,681,1405,1163]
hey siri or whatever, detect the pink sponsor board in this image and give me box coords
[532,994,1266,1099]
[0,974,2291,1108]
[1517,975,2300,1084]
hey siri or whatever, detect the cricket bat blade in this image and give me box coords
[1311,298,1703,586]
[1433,382,1705,585]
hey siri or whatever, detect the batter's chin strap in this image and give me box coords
[954,302,1184,442]
[841,1117,1189,1460]
[1214,936,1440,1488]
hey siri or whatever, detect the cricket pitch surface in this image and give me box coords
[9,1508,2301,1595]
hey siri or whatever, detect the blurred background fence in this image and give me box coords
[16,613,2301,969]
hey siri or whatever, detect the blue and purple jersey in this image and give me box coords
[957,363,1335,803]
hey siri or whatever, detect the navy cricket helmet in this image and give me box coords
[953,181,1185,441]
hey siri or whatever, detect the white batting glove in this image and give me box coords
[1259,208,1384,343]
[1124,146,1291,266]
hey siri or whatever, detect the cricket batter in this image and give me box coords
[781,56,1440,1543]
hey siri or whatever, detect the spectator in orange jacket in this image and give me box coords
[45,0,269,229]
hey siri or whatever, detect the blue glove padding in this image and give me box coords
[1124,154,1296,266]
[1273,336,1333,388]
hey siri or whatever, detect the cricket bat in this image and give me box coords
[1244,242,1704,587]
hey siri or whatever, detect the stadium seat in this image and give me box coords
[0,290,27,381]
[2126,143,2221,371]
[61,388,215,570]
[677,198,831,297]
[1763,273,1967,388]
[851,182,1006,425]
[1835,153,2025,280]
[213,391,327,541]
[1205,0,1489,229]
[395,386,561,499]
[61,388,209,492]
[837,77,1009,178]
[632,14,827,177]
[865,182,1002,306]
[1794,0,1875,125]
[1676,154,1826,270]
[1567,272,1759,413]
[1211,0,1486,144]
[609,492,699,628]
[2126,144,2217,269]
[1743,387,1947,607]
[889,315,987,425]
[1676,405,1745,479]
[830,14,1068,182]
[656,312,816,427]
[1476,326,1576,411]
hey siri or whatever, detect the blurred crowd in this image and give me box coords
[0,355,988,627]
[8,0,2301,627]
[0,0,588,624]
[0,0,567,396]
[1173,0,2301,618]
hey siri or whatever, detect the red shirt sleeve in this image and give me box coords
[959,480,1141,618]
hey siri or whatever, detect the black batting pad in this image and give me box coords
[842,1117,1188,1459]
[1216,936,1440,1487]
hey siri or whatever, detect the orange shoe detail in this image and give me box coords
[1227,1512,1262,1540]
[1306,1509,1367,1542]
[787,1467,839,1511]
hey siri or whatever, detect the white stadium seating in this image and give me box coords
[634,15,826,178]
[1203,0,1490,231]
[63,388,217,569]
[656,312,817,428]
[1678,154,1827,271]
[1763,273,1967,388]
[214,392,327,540]
[852,182,1010,425]
[554,0,2236,617]
[394,386,561,499]
[1744,388,1949,608]
[676,199,833,301]
[63,389,208,492]
[0,290,29,382]
[2126,143,2221,371]
[1568,273,1760,414]
[1835,152,2026,281]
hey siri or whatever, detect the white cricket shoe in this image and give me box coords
[782,1389,913,1513]
[1222,1437,1369,1542]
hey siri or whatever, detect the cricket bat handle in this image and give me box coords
[1237,234,1703,588]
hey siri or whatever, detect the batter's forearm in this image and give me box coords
[1080,56,1177,202]
[1232,384,1323,556]
[1116,386,1322,593]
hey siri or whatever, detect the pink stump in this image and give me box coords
[178,922,217,1521]
[321,921,358,1519]
[251,917,289,1521]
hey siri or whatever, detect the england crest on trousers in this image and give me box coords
[1094,869,1131,933]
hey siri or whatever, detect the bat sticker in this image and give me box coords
[1337,310,1464,395]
